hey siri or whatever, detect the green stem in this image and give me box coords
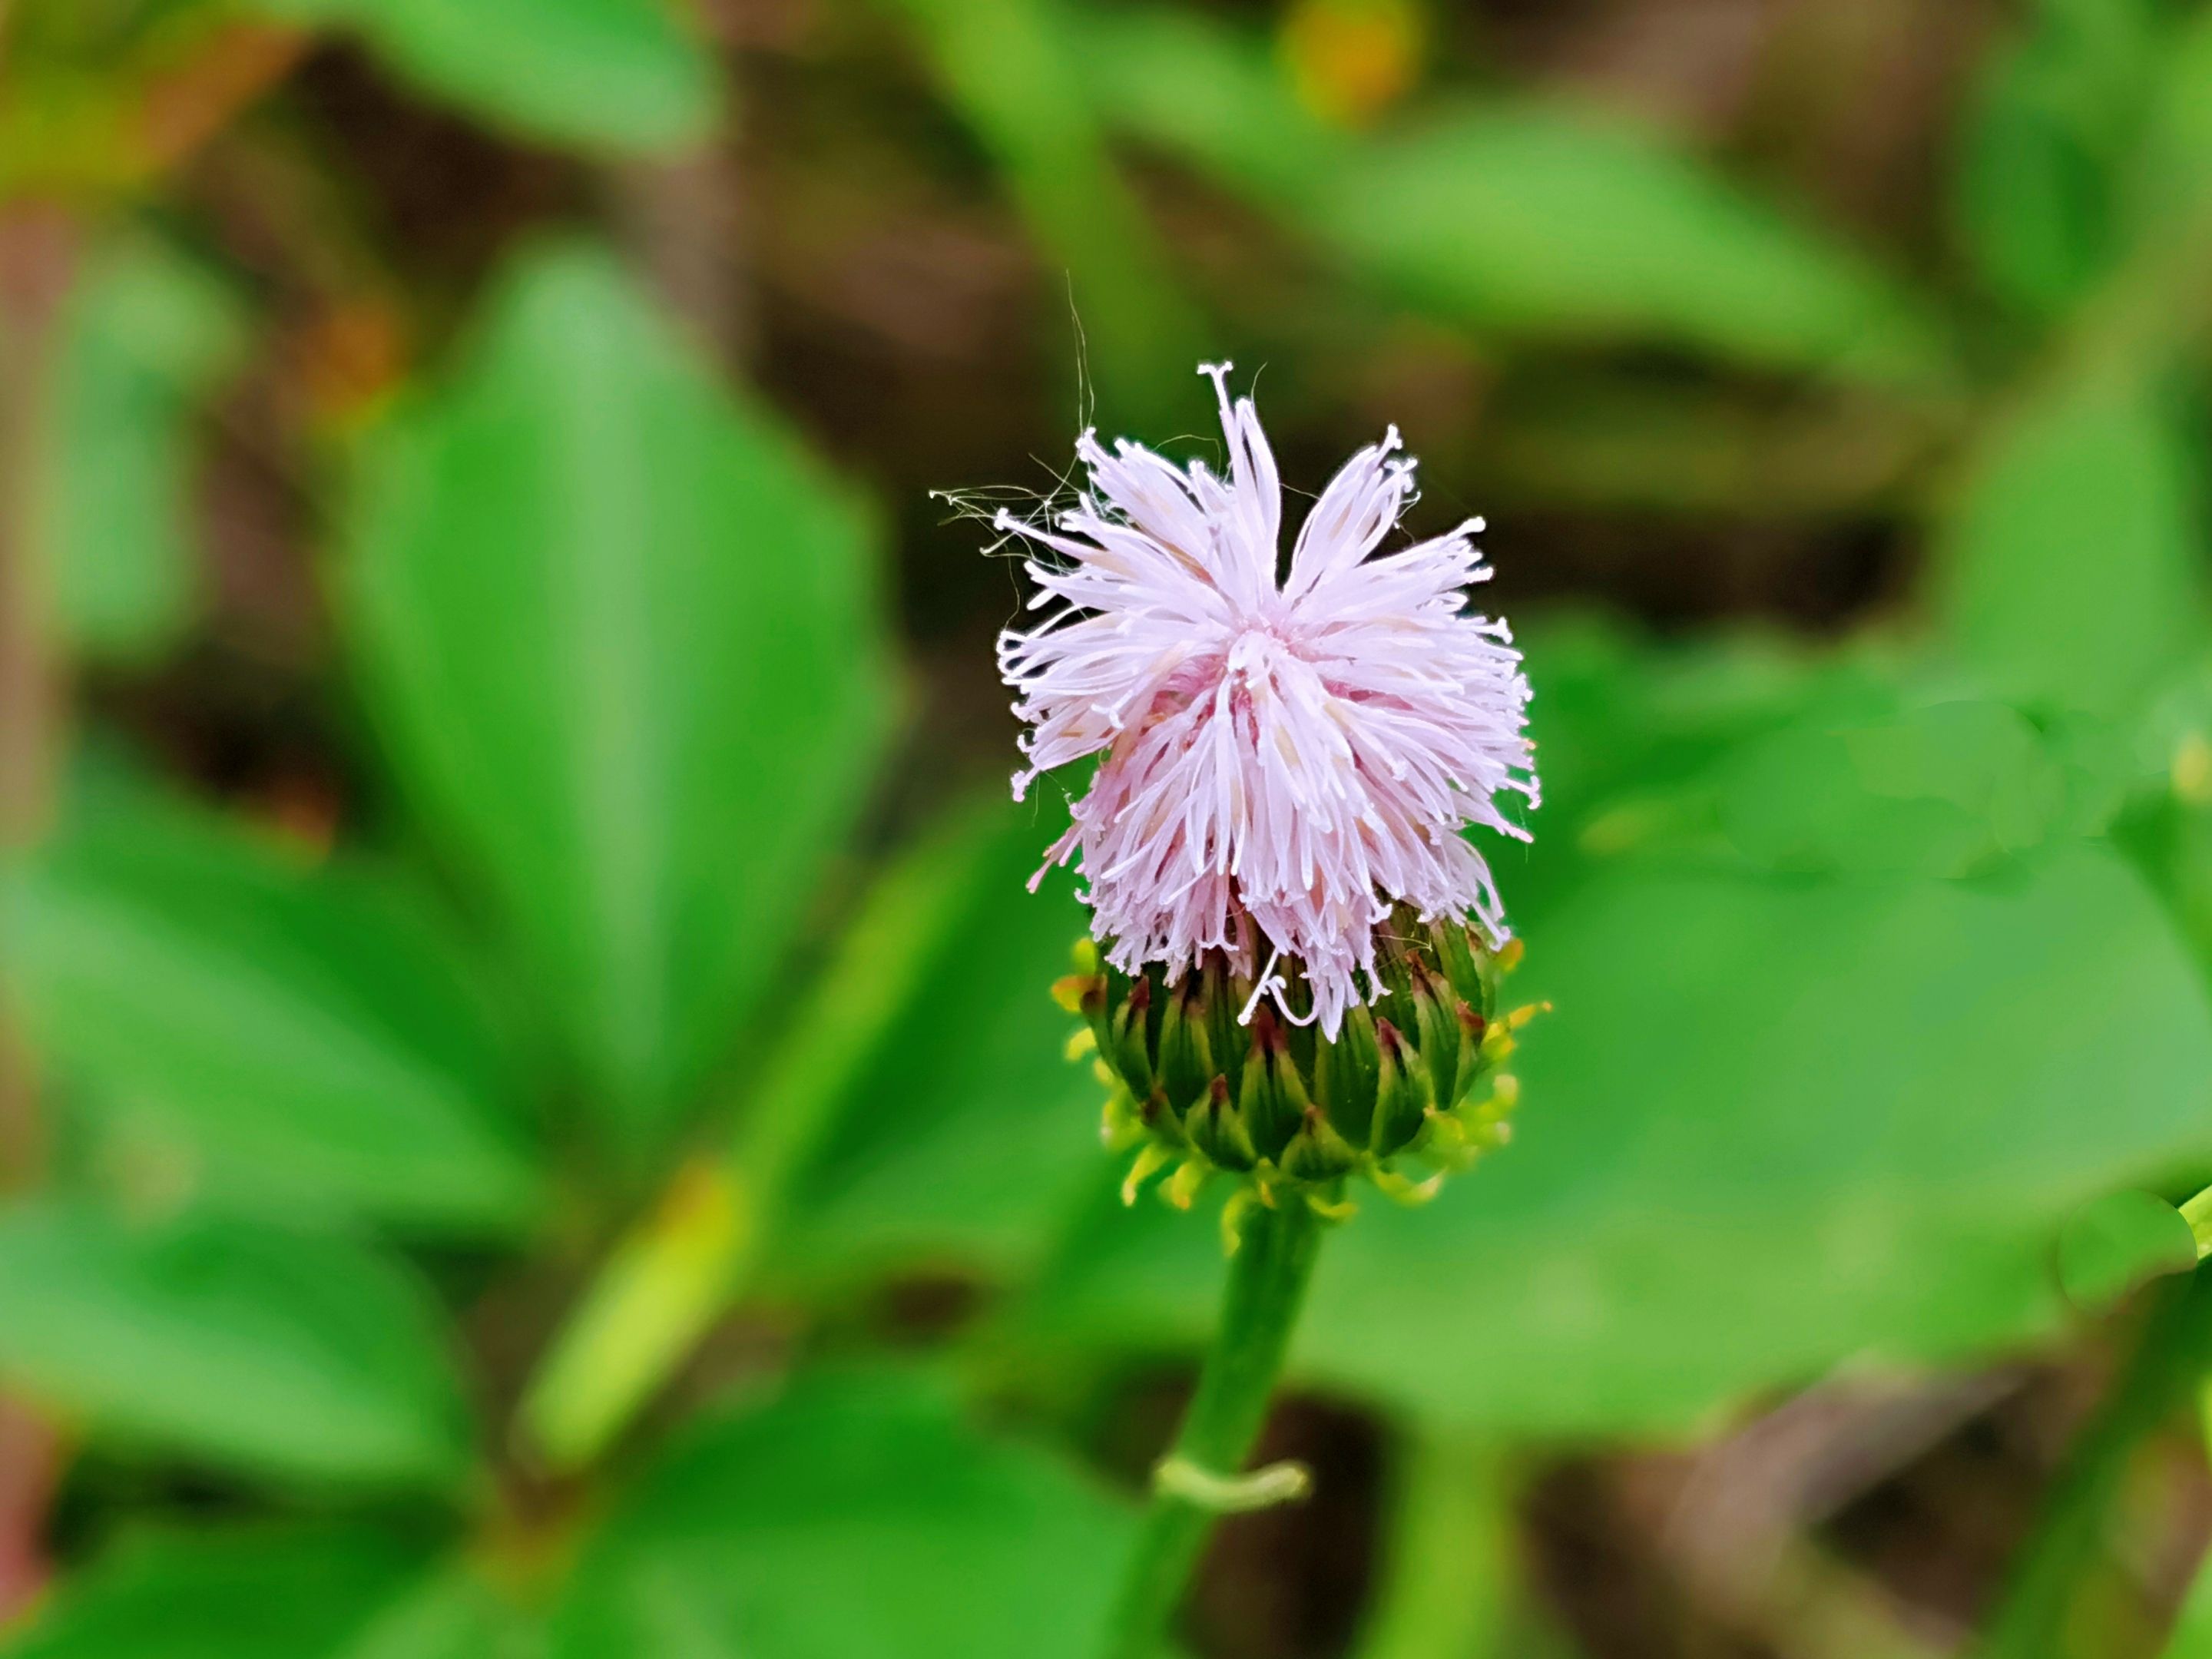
[1101,1196,1326,1659]
[1355,1426,1511,1659]
[1978,1263,2212,1659]
[517,810,995,1469]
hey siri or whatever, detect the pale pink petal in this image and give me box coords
[991,363,1537,1036]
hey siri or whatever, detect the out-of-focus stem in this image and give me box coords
[0,207,75,1187]
[886,0,1204,435]
[613,145,750,372]
[130,24,308,177]
[2151,1184,2212,1659]
[2181,1186,2212,1261]
[2160,1541,2212,1657]
[0,1400,58,1618]
[1101,1197,1325,1659]
[1355,1428,1512,1659]
[0,219,68,809]
[1977,1265,2212,1659]
[0,205,74,1629]
[516,810,988,1469]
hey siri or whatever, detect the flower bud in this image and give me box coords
[1187,1075,1257,1172]
[1314,1001,1380,1148]
[1110,975,1155,1099]
[1064,903,1537,1219]
[1282,1104,1360,1183]
[1156,979,1213,1118]
[1369,1017,1434,1157]
[1406,962,1462,1116]
[1243,1005,1313,1161]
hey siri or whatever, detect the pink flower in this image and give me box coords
[996,364,1537,1037]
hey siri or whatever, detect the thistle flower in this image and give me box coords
[994,376,1538,1649]
[996,363,1538,1040]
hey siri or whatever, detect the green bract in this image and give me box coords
[1057,909,1535,1233]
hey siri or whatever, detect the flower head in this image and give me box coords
[996,363,1537,1038]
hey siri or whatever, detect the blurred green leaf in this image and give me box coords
[41,237,244,664]
[2162,1541,2212,1658]
[1081,7,1948,386]
[1027,831,2212,1436]
[2032,9,2212,382]
[1709,698,2085,878]
[1505,614,1909,916]
[345,243,892,1140]
[1323,106,1949,384]
[0,1522,429,1659]
[2054,1188,2195,1313]
[1481,375,1939,518]
[776,799,1106,1285]
[0,1202,470,1485]
[551,1369,1133,1659]
[1955,0,2158,320]
[1535,624,2144,893]
[1715,724,1990,879]
[2114,654,2212,964]
[1356,1432,1516,1659]
[2,797,541,1237]
[886,0,1204,432]
[1935,364,2210,717]
[1075,3,1341,204]
[2,1525,539,1659]
[341,1571,545,1659]
[1521,615,1846,815]
[2130,5,2212,230]
[245,0,718,154]
[518,794,1018,1468]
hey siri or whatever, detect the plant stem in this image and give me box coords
[1977,1264,2212,1659]
[1354,1426,1512,1659]
[517,807,990,1469]
[0,205,75,1628]
[1102,1195,1326,1659]
[0,207,75,1188]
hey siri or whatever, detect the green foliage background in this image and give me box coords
[8,0,2212,1655]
